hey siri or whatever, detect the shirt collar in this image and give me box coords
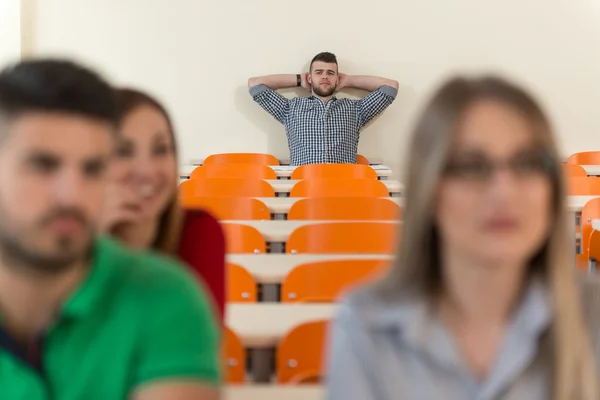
[367,275,552,342]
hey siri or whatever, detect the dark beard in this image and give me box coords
[0,208,93,275]
[312,83,336,97]
[0,232,92,275]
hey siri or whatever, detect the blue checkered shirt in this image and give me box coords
[250,84,397,166]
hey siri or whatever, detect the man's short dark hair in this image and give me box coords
[310,52,338,72]
[0,59,118,126]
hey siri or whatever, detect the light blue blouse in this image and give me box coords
[326,276,600,400]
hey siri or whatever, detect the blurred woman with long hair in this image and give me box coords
[326,76,599,399]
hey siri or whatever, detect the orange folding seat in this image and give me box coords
[290,178,389,197]
[179,178,275,197]
[227,263,257,302]
[190,164,277,179]
[356,154,370,165]
[281,259,390,302]
[222,223,266,254]
[562,164,588,178]
[566,177,600,196]
[223,327,246,383]
[286,222,398,254]
[567,152,600,165]
[276,320,328,384]
[288,197,400,220]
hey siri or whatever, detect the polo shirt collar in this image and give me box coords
[60,236,117,319]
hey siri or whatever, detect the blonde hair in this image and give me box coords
[378,76,598,399]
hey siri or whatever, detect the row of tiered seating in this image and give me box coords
[178,153,399,390]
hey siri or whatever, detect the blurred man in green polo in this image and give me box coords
[0,59,220,399]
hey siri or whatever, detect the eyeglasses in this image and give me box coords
[443,150,554,181]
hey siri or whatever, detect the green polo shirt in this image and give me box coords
[1,236,220,399]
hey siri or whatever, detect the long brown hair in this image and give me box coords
[378,76,598,399]
[113,88,182,254]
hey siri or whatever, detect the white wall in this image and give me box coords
[0,0,21,66]
[25,0,600,175]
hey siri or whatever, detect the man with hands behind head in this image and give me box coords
[248,52,398,166]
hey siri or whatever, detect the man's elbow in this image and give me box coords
[248,77,260,88]
[389,80,399,90]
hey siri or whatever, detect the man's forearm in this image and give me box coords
[345,75,399,92]
[248,74,298,90]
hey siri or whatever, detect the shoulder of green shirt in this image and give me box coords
[96,236,222,386]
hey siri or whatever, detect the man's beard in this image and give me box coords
[0,206,94,275]
[312,82,336,97]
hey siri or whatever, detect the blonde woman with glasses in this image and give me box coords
[326,76,600,399]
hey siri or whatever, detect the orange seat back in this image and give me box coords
[356,154,369,165]
[588,230,600,268]
[179,178,275,197]
[291,164,377,180]
[287,222,398,254]
[223,327,246,383]
[567,152,600,165]
[290,178,389,197]
[281,259,390,302]
[566,177,600,195]
[190,164,277,180]
[204,153,280,166]
[562,164,588,178]
[181,197,270,220]
[276,320,328,384]
[222,223,266,254]
[577,198,600,268]
[288,197,401,220]
[227,263,257,302]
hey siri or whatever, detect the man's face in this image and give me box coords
[0,112,114,274]
[309,61,338,97]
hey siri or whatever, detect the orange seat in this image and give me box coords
[290,178,389,197]
[181,197,270,220]
[588,230,600,271]
[287,222,398,254]
[190,164,277,180]
[566,177,600,195]
[179,178,275,197]
[356,154,369,165]
[291,164,377,180]
[567,152,600,165]
[562,164,588,178]
[223,327,246,383]
[222,223,266,254]
[227,263,257,302]
[577,198,600,269]
[277,320,328,384]
[288,197,400,220]
[281,259,390,302]
[204,153,280,166]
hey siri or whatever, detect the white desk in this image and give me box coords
[225,385,323,400]
[567,196,600,213]
[180,164,393,179]
[222,220,400,243]
[581,165,600,177]
[255,196,402,215]
[227,254,394,284]
[226,303,336,347]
